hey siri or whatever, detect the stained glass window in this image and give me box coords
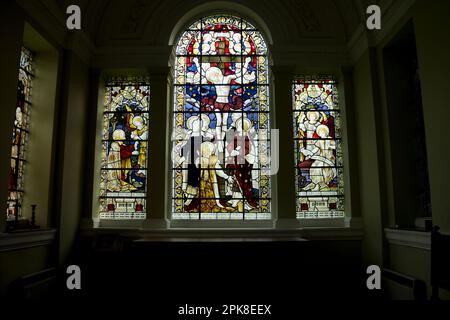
[293,77,344,219]
[171,15,271,220]
[6,47,34,221]
[98,77,150,219]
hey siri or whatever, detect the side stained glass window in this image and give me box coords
[293,77,344,219]
[98,77,150,220]
[171,15,271,220]
[7,47,34,221]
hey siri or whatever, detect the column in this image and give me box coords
[80,68,101,229]
[271,67,298,228]
[144,67,171,229]
[340,66,362,229]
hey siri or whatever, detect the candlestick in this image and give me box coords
[14,201,19,228]
[31,204,37,227]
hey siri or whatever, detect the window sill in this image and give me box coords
[384,228,431,251]
[81,218,363,241]
[0,229,57,252]
[87,217,356,229]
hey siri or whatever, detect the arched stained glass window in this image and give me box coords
[293,77,344,219]
[98,77,150,220]
[171,15,271,220]
[7,47,34,221]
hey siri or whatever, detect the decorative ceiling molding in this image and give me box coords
[15,0,417,68]
[166,0,275,46]
[289,0,322,33]
[120,0,151,34]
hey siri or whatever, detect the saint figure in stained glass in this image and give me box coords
[98,78,150,220]
[6,47,34,221]
[293,77,344,219]
[172,15,271,220]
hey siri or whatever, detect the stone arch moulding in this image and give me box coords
[168,1,274,48]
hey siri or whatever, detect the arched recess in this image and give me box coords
[168,12,275,226]
[168,1,273,47]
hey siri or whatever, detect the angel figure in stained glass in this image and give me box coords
[297,110,328,159]
[11,107,23,158]
[301,125,337,191]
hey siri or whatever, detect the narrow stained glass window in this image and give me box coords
[293,77,344,219]
[98,77,150,220]
[7,47,34,221]
[171,15,271,221]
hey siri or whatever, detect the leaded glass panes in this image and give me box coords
[293,77,344,219]
[6,47,34,221]
[98,77,150,220]
[171,15,271,220]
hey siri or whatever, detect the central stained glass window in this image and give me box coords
[171,15,271,220]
